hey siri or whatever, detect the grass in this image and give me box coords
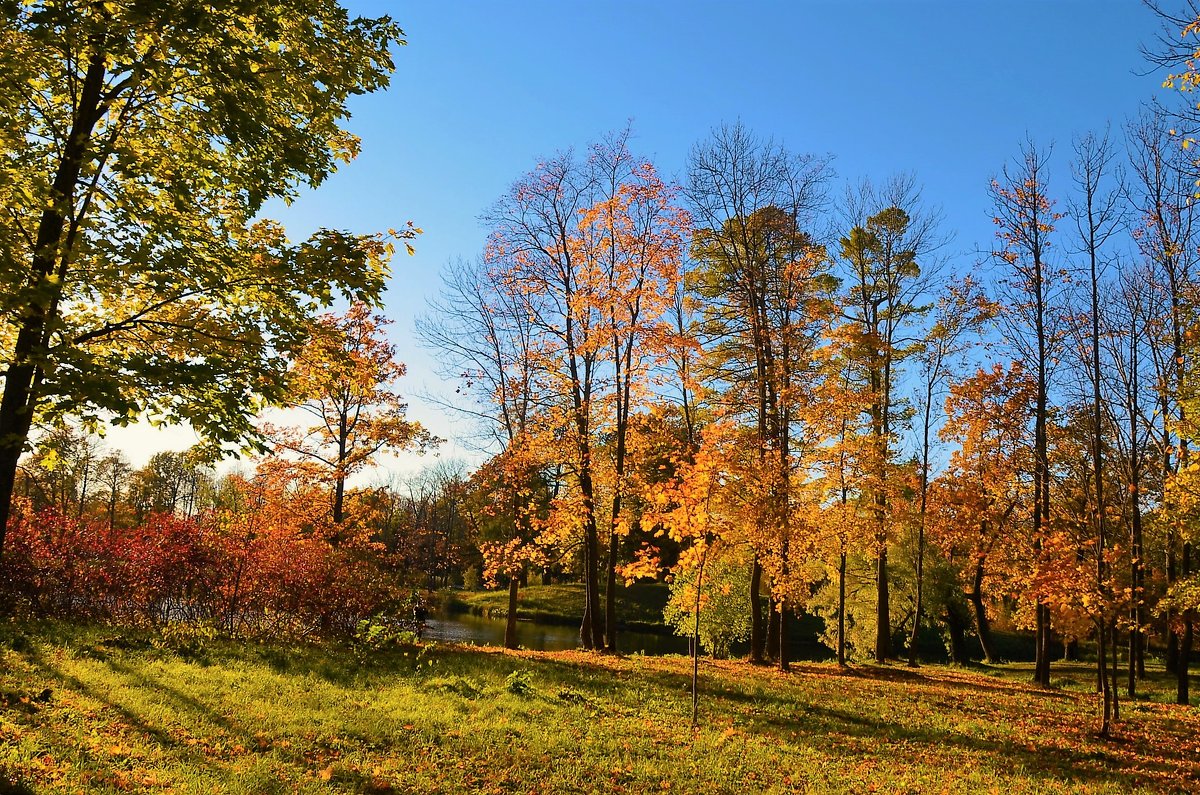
[1,621,1198,794]
[441,582,671,631]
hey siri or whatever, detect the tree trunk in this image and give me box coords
[605,526,618,653]
[1098,617,1111,736]
[750,559,766,663]
[1179,543,1193,706]
[1129,479,1144,696]
[969,561,997,664]
[504,576,519,650]
[837,550,847,666]
[909,389,934,668]
[767,600,780,663]
[0,48,109,562]
[908,522,925,668]
[778,602,789,673]
[577,462,604,650]
[875,545,890,662]
[945,603,969,666]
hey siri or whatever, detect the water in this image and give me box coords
[421,611,690,655]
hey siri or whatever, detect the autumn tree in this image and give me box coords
[419,256,543,648]
[17,425,102,518]
[907,277,993,666]
[481,134,687,650]
[577,133,688,652]
[266,303,435,528]
[1100,266,1157,695]
[95,451,131,529]
[1066,129,1123,733]
[837,176,942,662]
[0,1,409,561]
[128,449,214,521]
[990,141,1063,687]
[686,122,834,665]
[933,362,1037,664]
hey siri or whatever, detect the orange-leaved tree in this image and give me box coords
[265,302,436,529]
[482,133,688,650]
[931,361,1035,664]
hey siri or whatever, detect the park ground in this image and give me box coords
[1,622,1199,794]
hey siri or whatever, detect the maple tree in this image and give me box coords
[480,134,688,651]
[265,302,435,527]
[990,141,1063,687]
[585,137,689,653]
[932,362,1036,664]
[0,1,410,562]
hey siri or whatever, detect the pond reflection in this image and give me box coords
[422,611,690,655]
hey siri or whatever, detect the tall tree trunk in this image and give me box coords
[908,395,932,667]
[1179,543,1193,706]
[0,48,109,561]
[605,531,617,653]
[837,550,847,666]
[945,602,969,665]
[1129,476,1144,695]
[750,559,766,663]
[767,598,780,663]
[875,545,890,661]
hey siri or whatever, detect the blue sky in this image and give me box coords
[115,1,1179,471]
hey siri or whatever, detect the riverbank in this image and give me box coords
[437,582,673,634]
[1,621,1198,793]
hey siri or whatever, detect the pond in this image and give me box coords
[421,610,691,655]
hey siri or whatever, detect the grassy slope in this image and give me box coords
[1,623,1198,794]
[442,582,670,629]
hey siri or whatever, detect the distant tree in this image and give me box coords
[265,303,436,528]
[128,449,213,521]
[95,451,132,529]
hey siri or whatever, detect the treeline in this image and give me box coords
[417,100,1200,733]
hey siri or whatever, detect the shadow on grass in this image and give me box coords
[501,648,1200,793]
[14,641,372,792]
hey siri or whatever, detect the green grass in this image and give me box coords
[1,621,1198,793]
[441,582,671,630]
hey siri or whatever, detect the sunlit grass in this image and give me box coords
[0,621,1196,793]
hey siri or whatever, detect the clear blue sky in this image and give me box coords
[117,1,1179,470]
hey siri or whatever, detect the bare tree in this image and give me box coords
[1126,110,1199,703]
[1068,129,1124,733]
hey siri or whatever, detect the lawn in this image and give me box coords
[1,621,1198,794]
